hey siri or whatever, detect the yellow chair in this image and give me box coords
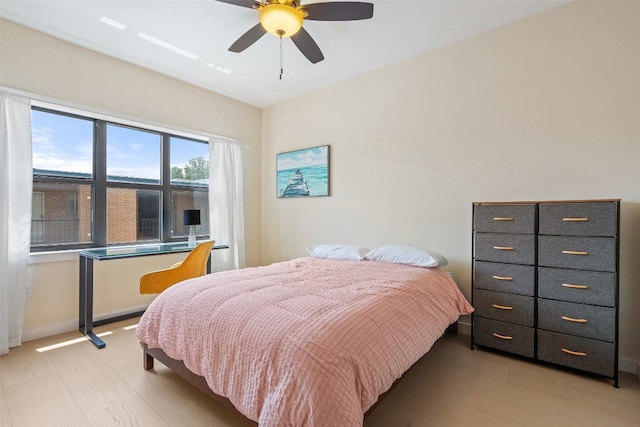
[139,240,215,294]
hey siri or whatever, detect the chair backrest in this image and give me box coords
[138,240,215,295]
[183,240,215,276]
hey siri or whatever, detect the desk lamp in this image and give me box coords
[183,209,201,248]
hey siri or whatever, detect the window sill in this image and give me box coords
[28,249,80,265]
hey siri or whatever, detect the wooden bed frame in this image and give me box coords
[141,322,458,424]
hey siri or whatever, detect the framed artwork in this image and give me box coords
[277,145,330,198]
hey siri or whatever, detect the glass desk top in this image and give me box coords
[80,242,229,261]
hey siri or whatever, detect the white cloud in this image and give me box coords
[277,146,328,170]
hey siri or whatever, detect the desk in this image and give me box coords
[79,242,228,348]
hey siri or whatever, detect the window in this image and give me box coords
[67,192,78,214]
[107,124,161,184]
[170,137,210,239]
[31,107,209,251]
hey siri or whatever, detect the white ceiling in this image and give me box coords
[0,0,569,108]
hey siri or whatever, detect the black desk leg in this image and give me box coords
[79,255,106,349]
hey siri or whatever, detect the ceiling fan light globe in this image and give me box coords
[259,4,303,38]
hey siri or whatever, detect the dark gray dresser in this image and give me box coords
[471,199,620,387]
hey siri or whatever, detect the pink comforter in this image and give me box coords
[136,257,473,426]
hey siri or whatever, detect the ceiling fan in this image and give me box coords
[215,0,374,65]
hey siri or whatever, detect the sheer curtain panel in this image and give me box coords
[0,91,32,355]
[209,138,246,271]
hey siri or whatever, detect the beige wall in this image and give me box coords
[0,19,263,334]
[262,1,640,366]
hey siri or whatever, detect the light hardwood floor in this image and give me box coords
[1,318,639,427]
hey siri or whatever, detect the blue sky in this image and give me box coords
[32,110,93,174]
[32,110,208,179]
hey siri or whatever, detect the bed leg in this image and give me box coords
[143,346,154,370]
[446,322,458,336]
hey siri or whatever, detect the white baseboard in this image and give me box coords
[22,306,147,342]
[22,320,77,342]
[619,357,639,375]
[457,320,471,336]
[458,320,639,375]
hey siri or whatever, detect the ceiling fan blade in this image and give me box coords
[303,2,374,21]
[214,0,260,9]
[228,23,267,52]
[291,27,324,64]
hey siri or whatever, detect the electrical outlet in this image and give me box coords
[25,283,32,298]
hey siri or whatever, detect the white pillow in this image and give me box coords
[306,244,369,261]
[365,245,448,268]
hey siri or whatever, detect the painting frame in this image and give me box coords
[276,145,330,198]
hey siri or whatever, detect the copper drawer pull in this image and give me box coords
[493,217,514,221]
[492,333,513,340]
[561,348,587,357]
[493,246,514,251]
[562,250,589,256]
[563,217,589,222]
[493,275,513,281]
[562,316,588,323]
[492,304,513,310]
[562,283,589,289]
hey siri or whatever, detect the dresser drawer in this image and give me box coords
[538,267,615,307]
[474,261,535,296]
[539,202,617,237]
[538,236,616,272]
[537,330,614,377]
[474,233,536,265]
[474,317,534,358]
[474,204,536,234]
[474,289,534,327]
[538,299,615,342]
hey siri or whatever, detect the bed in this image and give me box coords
[136,255,474,426]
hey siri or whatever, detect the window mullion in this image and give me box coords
[94,120,107,247]
[162,134,172,242]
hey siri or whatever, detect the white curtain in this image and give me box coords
[209,138,246,271]
[0,91,32,355]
